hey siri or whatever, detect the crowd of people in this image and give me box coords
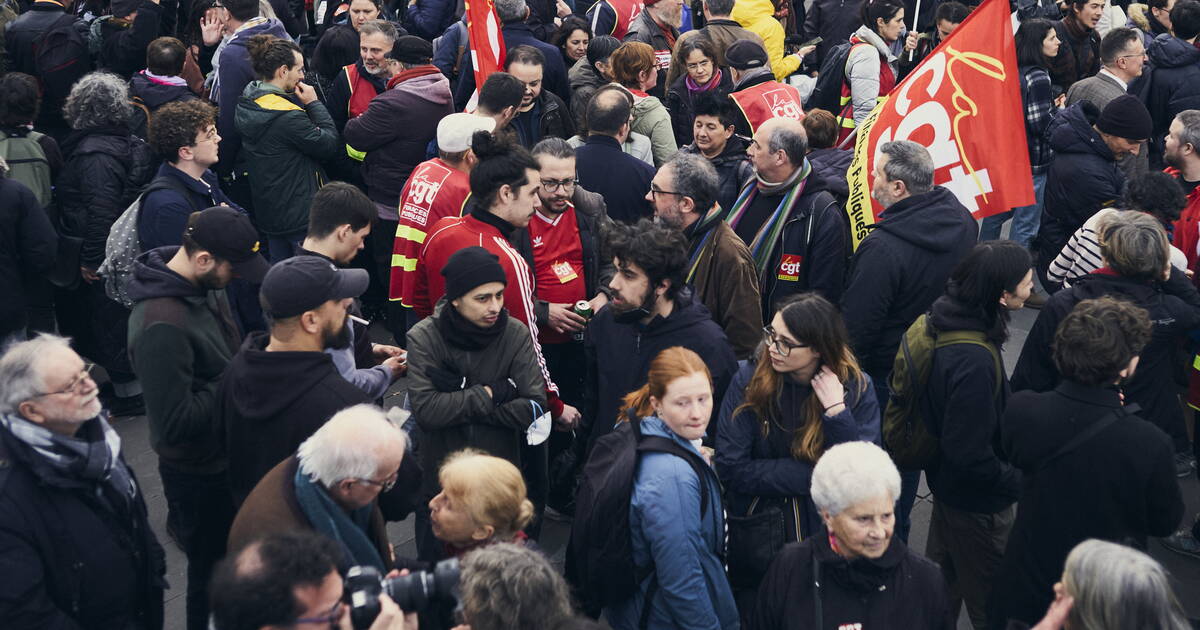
[1,0,1200,627]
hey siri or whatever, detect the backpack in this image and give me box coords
[566,412,714,621]
[804,41,861,113]
[98,175,198,308]
[0,131,52,207]
[882,314,1003,470]
[32,13,92,105]
[129,94,152,139]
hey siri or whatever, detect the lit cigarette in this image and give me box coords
[349,314,370,326]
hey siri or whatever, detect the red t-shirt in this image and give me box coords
[389,158,471,307]
[527,206,588,344]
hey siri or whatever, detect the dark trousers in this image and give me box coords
[543,341,587,512]
[870,371,920,543]
[927,501,1016,630]
[366,215,405,338]
[55,280,136,385]
[158,464,236,630]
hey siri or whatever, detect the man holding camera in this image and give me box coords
[210,530,418,630]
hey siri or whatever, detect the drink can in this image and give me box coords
[573,300,594,320]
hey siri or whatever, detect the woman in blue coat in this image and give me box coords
[605,346,739,630]
[715,293,880,590]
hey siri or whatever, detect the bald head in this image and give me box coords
[587,86,633,137]
[749,117,809,182]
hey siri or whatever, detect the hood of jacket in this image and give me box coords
[874,186,973,253]
[387,66,451,104]
[569,56,605,90]
[1147,32,1200,68]
[226,17,289,49]
[807,147,852,197]
[634,288,721,338]
[1068,270,1159,303]
[637,413,702,452]
[235,81,302,143]
[731,0,776,26]
[226,331,347,421]
[708,134,751,166]
[1048,101,1114,161]
[61,125,141,161]
[129,73,195,109]
[631,93,666,117]
[126,247,204,303]
[734,66,774,90]
[852,24,898,61]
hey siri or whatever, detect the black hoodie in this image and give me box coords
[583,288,738,448]
[219,330,372,505]
[127,247,242,473]
[128,71,197,138]
[1012,268,1200,453]
[1146,34,1200,163]
[842,186,979,376]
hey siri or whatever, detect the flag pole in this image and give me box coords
[908,0,922,62]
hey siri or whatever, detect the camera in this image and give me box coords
[344,559,461,629]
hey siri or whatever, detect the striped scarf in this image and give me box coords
[724,160,812,275]
[0,412,136,505]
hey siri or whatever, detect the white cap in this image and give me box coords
[437,113,497,153]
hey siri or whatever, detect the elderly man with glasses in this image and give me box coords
[228,404,408,572]
[0,334,166,629]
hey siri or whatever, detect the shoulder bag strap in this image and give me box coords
[812,555,823,630]
[1036,405,1136,471]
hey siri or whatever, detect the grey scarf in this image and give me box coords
[0,412,137,504]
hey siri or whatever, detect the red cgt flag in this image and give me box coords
[844,0,1034,249]
[464,0,506,111]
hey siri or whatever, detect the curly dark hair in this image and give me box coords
[209,531,343,630]
[0,73,40,127]
[247,34,302,81]
[148,99,216,162]
[605,218,689,302]
[1123,170,1188,224]
[1052,296,1152,386]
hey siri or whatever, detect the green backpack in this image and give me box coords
[882,313,1003,470]
[0,131,52,208]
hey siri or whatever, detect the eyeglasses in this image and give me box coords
[1118,52,1147,59]
[356,471,399,493]
[35,362,96,398]
[294,601,343,629]
[649,186,685,199]
[762,327,808,357]
[685,59,712,71]
[540,178,577,192]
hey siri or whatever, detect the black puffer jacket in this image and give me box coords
[0,419,166,630]
[56,126,156,268]
[750,535,955,630]
[680,134,754,213]
[807,147,851,206]
[0,177,56,340]
[1145,34,1200,161]
[97,1,162,78]
[1037,102,1124,273]
[665,69,734,146]
[1012,268,1200,454]
[841,186,978,376]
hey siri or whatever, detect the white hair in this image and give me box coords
[1063,539,1191,630]
[810,441,901,517]
[0,334,74,416]
[297,404,406,487]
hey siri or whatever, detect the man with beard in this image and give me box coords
[127,207,269,630]
[219,255,374,506]
[297,183,407,401]
[325,20,398,133]
[1166,110,1200,274]
[582,218,738,449]
[649,152,761,359]
[0,336,165,629]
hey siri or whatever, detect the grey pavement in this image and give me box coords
[109,308,1200,630]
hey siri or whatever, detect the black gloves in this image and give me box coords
[488,378,518,405]
[427,363,466,392]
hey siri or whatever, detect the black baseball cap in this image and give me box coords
[260,256,369,319]
[725,40,769,70]
[185,207,271,284]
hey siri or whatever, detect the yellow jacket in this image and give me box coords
[731,0,801,80]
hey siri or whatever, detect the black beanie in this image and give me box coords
[111,0,140,17]
[1096,95,1152,141]
[441,246,507,300]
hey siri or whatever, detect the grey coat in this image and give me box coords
[407,304,549,497]
[1064,71,1148,177]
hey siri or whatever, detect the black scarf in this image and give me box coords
[815,532,905,594]
[437,304,509,350]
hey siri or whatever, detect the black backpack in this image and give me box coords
[804,40,859,113]
[33,13,92,106]
[566,412,714,621]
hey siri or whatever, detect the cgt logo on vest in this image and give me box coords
[777,254,802,281]
[762,88,803,120]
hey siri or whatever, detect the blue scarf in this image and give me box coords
[293,466,386,570]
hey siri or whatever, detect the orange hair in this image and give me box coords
[619,346,712,422]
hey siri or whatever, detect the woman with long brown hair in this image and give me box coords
[715,293,881,592]
[605,346,738,630]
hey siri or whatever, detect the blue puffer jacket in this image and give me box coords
[604,415,740,630]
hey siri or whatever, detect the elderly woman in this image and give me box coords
[54,71,156,418]
[1019,539,1191,630]
[459,543,576,630]
[609,41,678,167]
[750,441,954,630]
[428,451,535,556]
[666,36,733,147]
